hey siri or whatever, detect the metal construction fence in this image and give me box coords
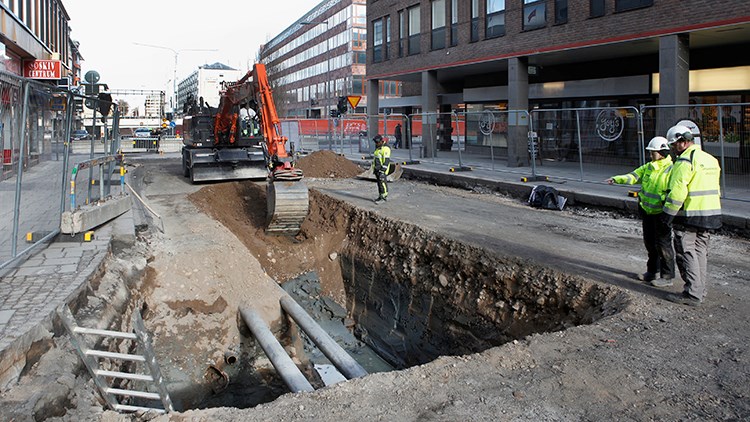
[276,106,747,202]
[0,70,120,270]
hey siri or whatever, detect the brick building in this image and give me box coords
[366,0,750,164]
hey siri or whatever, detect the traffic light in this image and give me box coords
[337,96,347,115]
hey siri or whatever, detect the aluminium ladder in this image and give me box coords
[58,306,174,414]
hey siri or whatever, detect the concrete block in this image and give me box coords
[60,194,131,234]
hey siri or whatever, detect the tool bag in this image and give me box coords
[528,185,566,210]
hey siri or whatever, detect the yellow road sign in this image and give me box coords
[347,95,361,109]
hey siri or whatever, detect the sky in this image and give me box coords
[64,0,321,94]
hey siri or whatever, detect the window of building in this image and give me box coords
[373,18,383,62]
[590,0,605,17]
[353,51,366,64]
[486,0,505,39]
[471,0,480,42]
[432,0,446,50]
[523,0,546,30]
[615,0,653,12]
[385,15,391,60]
[408,5,421,55]
[398,10,406,57]
[555,0,568,24]
[450,0,458,46]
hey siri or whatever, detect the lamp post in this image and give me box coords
[133,43,217,117]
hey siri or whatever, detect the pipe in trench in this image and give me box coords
[238,305,314,393]
[280,295,368,379]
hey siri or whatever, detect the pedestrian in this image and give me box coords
[606,136,675,286]
[372,134,391,203]
[394,123,402,149]
[661,124,722,306]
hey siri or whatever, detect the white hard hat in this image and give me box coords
[666,125,694,144]
[646,136,669,151]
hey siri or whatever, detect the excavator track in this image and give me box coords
[266,180,309,236]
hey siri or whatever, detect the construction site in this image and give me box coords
[0,147,747,421]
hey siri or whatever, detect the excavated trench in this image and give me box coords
[167,182,630,411]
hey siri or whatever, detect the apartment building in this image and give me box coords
[176,62,244,117]
[366,0,750,165]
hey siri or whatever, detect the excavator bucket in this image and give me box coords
[357,162,403,182]
[266,180,309,236]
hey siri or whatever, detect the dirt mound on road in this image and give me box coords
[296,150,363,178]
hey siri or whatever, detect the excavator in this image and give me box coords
[181,63,308,235]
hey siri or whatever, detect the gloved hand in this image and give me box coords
[660,213,674,228]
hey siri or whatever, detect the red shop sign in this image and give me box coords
[22,59,62,80]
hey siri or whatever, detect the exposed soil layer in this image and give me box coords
[295,150,364,179]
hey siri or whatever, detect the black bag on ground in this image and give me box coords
[528,185,565,210]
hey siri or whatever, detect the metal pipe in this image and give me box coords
[280,295,367,379]
[238,305,314,393]
[11,81,31,258]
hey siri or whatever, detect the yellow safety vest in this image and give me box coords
[612,156,673,215]
[663,144,722,230]
[373,145,391,172]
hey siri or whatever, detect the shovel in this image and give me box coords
[357,162,403,182]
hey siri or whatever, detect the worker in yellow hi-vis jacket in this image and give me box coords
[372,134,391,204]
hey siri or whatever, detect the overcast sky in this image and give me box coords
[64,0,320,93]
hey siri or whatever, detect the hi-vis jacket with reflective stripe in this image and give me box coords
[663,144,722,230]
[612,156,673,215]
[373,145,391,173]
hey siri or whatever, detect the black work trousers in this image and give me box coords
[640,208,675,279]
[376,171,388,198]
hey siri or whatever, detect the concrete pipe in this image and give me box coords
[239,305,314,393]
[280,295,368,379]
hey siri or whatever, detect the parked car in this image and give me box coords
[71,129,90,141]
[134,128,152,138]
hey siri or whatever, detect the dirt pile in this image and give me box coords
[295,150,363,179]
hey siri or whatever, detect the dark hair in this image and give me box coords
[658,149,671,158]
[373,134,383,143]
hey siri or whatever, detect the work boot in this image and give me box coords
[636,272,656,282]
[648,277,674,288]
[665,291,701,307]
[374,196,387,204]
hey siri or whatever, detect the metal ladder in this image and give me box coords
[58,306,174,414]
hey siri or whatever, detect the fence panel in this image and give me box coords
[530,107,642,182]
[640,103,750,202]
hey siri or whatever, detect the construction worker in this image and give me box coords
[372,134,391,203]
[607,136,675,286]
[662,124,722,307]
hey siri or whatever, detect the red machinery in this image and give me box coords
[181,63,308,235]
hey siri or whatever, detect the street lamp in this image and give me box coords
[300,21,331,118]
[133,42,217,117]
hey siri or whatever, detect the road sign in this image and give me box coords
[347,95,361,109]
[84,70,100,84]
[49,96,66,111]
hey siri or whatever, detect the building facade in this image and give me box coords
[176,62,244,117]
[366,0,750,165]
[259,0,401,118]
[0,0,78,87]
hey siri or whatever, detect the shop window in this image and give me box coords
[523,0,546,31]
[590,0,605,17]
[486,0,505,39]
[615,0,653,12]
[373,19,383,63]
[408,5,421,55]
[432,0,446,50]
[555,0,568,24]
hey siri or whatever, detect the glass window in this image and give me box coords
[373,19,383,63]
[590,0,605,17]
[523,0,546,31]
[385,15,391,60]
[450,0,458,46]
[486,0,505,39]
[399,10,406,57]
[615,0,653,12]
[408,5,421,55]
[555,0,568,24]
[432,0,446,50]
[471,0,480,42]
